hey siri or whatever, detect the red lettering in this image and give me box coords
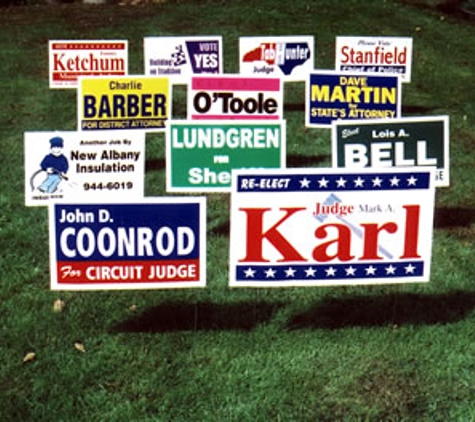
[360,222,398,260]
[400,205,421,258]
[53,53,66,71]
[239,207,307,262]
[312,223,354,262]
[340,46,350,64]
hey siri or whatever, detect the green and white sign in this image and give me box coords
[166,120,286,192]
[332,116,449,187]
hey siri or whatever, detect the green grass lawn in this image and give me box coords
[1,0,475,420]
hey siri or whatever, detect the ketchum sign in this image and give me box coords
[230,168,435,287]
[49,40,128,89]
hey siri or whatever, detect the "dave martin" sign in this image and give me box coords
[188,75,283,120]
[306,71,401,127]
[332,116,450,187]
[49,40,128,89]
[230,168,435,287]
[49,199,206,290]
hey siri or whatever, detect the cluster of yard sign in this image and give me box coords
[24,35,448,289]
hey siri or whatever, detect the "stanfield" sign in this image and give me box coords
[144,36,222,83]
[306,71,401,127]
[166,120,285,192]
[239,36,314,81]
[78,76,170,131]
[49,199,206,290]
[188,75,283,120]
[332,116,450,187]
[49,40,128,89]
[230,168,435,287]
[335,36,413,83]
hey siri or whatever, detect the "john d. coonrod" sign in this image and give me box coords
[49,199,206,290]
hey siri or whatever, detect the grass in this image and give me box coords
[1,0,475,420]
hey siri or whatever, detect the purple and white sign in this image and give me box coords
[144,36,222,83]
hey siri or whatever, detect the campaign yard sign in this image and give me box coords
[24,131,145,206]
[332,116,450,187]
[166,120,286,192]
[49,40,128,89]
[335,36,413,83]
[239,36,314,81]
[49,198,206,290]
[229,168,435,287]
[188,75,283,120]
[306,71,401,128]
[78,76,170,131]
[144,36,223,83]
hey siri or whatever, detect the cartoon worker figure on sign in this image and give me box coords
[36,136,69,193]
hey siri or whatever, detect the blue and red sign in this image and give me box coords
[239,36,314,81]
[230,168,435,287]
[49,199,206,290]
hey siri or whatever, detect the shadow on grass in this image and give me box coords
[284,102,305,112]
[286,153,330,167]
[287,291,475,330]
[209,220,230,237]
[145,158,165,172]
[434,206,475,229]
[401,104,441,115]
[112,301,284,332]
[401,0,474,22]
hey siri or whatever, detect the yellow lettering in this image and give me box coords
[311,85,330,101]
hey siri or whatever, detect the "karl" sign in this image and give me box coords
[230,168,435,287]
